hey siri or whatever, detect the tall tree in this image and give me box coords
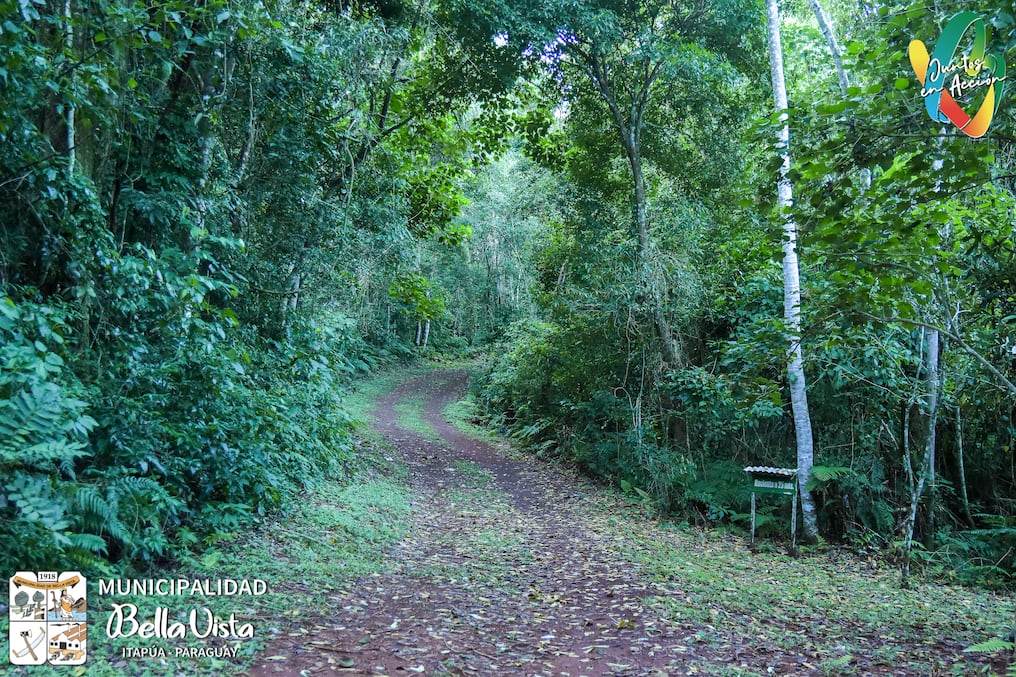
[806,0,847,97]
[765,0,819,542]
[448,0,755,370]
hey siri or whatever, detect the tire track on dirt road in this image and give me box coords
[253,368,689,676]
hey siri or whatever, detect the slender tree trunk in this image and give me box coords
[766,0,819,543]
[287,273,300,311]
[901,453,924,585]
[922,327,940,548]
[900,400,921,585]
[917,150,947,549]
[231,82,256,188]
[64,0,75,174]
[807,0,848,97]
[954,404,975,528]
[582,51,681,369]
[900,327,941,583]
[628,142,682,367]
[807,3,876,213]
[422,319,430,348]
[901,400,914,496]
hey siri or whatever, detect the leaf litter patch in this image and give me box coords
[252,368,1015,676]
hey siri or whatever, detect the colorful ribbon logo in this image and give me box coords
[909,12,1006,138]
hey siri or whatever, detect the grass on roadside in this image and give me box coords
[443,385,534,469]
[2,368,417,677]
[2,471,410,677]
[602,513,1016,675]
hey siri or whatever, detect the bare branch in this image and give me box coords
[860,312,1016,397]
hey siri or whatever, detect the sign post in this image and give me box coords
[744,466,799,552]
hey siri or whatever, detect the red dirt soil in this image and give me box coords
[250,369,984,677]
[251,370,691,676]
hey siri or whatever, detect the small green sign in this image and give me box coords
[744,466,800,552]
[751,477,796,495]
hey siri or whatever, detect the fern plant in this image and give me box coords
[964,634,1016,676]
[0,297,106,571]
[963,615,1016,674]
[963,637,1015,654]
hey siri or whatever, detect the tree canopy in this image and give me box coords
[2,0,1016,593]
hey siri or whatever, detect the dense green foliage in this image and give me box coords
[0,0,501,573]
[467,0,1016,587]
[3,0,1015,591]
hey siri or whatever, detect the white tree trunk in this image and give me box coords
[807,0,848,97]
[287,273,300,311]
[923,327,940,543]
[64,0,75,173]
[766,0,819,543]
[901,327,940,584]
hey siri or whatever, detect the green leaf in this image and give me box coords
[806,466,858,491]
[964,638,1015,653]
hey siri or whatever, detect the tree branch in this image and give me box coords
[860,312,1016,397]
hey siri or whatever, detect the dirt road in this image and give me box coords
[253,369,687,676]
[251,368,1011,677]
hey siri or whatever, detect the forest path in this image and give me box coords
[252,368,688,676]
[249,367,1011,677]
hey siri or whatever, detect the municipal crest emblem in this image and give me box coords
[9,571,87,665]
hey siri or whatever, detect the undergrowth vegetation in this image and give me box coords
[0,285,385,574]
[1,0,478,577]
[3,0,1015,610]
[477,317,1016,590]
[0,365,413,675]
